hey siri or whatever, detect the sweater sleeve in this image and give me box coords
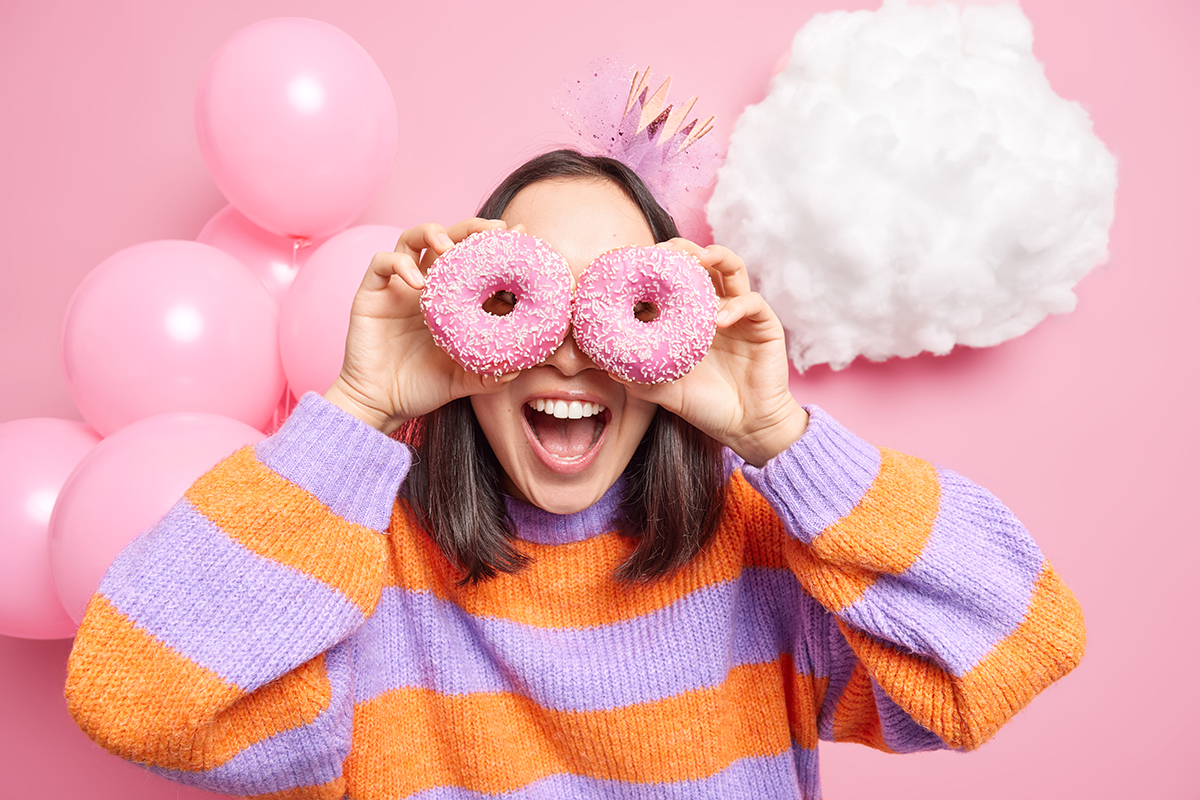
[65,393,411,799]
[739,406,1085,753]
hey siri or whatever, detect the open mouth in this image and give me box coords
[522,398,610,472]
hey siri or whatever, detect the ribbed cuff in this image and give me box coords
[739,405,882,543]
[254,393,412,532]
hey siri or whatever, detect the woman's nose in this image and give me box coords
[544,326,597,376]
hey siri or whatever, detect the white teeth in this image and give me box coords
[527,399,608,418]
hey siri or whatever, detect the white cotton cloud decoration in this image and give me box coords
[707,0,1118,371]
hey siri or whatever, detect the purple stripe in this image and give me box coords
[872,677,947,753]
[793,745,822,800]
[149,640,354,794]
[351,568,821,711]
[406,750,812,800]
[837,468,1044,676]
[792,592,841,685]
[255,392,411,532]
[740,405,882,543]
[722,447,745,480]
[100,499,365,691]
[817,623,860,741]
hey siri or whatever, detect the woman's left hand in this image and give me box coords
[618,239,808,468]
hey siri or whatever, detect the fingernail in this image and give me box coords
[436,234,453,249]
[716,309,730,324]
[410,269,425,289]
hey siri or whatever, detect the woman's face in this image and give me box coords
[469,177,660,514]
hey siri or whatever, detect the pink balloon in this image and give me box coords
[195,18,398,239]
[197,205,329,302]
[0,419,100,639]
[48,413,264,623]
[279,224,403,397]
[61,240,286,436]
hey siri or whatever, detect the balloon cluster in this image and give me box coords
[1,18,403,639]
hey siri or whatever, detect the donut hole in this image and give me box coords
[482,290,517,317]
[633,300,660,323]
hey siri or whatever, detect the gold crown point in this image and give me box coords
[638,76,673,133]
[659,96,697,141]
[625,67,652,116]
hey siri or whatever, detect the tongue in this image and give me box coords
[532,414,596,458]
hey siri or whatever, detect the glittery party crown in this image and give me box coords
[555,60,722,207]
[621,67,715,155]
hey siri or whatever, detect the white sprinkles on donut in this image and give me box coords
[421,229,573,375]
[571,246,718,383]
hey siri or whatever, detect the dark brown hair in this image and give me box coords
[399,150,726,584]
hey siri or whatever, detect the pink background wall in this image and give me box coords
[1,0,1195,797]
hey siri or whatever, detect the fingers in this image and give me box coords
[656,239,752,298]
[467,370,521,395]
[395,223,453,268]
[444,368,523,405]
[443,217,507,243]
[414,218,508,273]
[604,370,673,408]
[702,245,752,297]
[715,291,776,329]
[392,219,505,275]
[361,250,423,292]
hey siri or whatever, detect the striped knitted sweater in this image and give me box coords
[66,394,1084,800]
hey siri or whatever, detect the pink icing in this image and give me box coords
[571,246,718,383]
[421,229,573,375]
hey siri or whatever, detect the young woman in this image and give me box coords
[66,150,1085,800]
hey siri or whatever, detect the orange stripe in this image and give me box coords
[837,562,1085,751]
[728,471,797,569]
[66,595,331,772]
[346,659,797,797]
[247,779,346,800]
[815,448,940,571]
[784,656,829,750]
[217,652,331,766]
[187,448,389,616]
[831,662,893,752]
[957,563,1085,745]
[782,538,878,613]
[385,473,792,629]
[784,449,941,611]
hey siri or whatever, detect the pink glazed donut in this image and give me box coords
[571,246,718,383]
[421,229,573,375]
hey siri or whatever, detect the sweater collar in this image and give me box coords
[504,478,625,545]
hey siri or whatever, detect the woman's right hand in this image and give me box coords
[324,218,517,433]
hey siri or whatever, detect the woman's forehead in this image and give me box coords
[501,178,654,274]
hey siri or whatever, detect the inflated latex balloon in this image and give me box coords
[61,240,285,436]
[195,18,398,239]
[0,419,99,639]
[197,205,328,302]
[48,413,264,623]
[279,224,403,397]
